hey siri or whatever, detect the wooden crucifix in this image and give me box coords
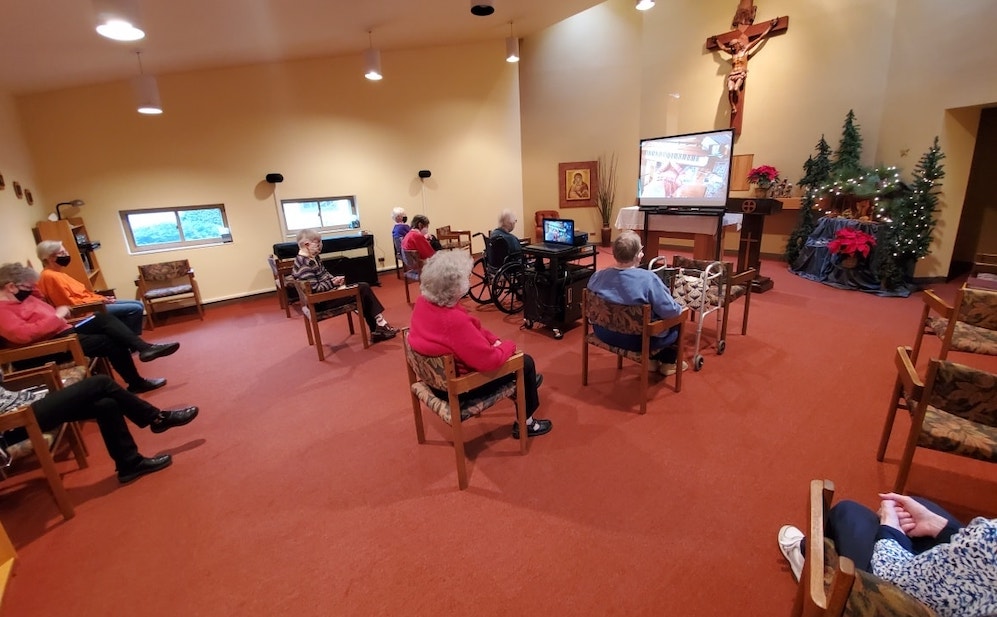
[705,0,789,136]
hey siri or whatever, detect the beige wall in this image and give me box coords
[13,40,523,301]
[521,0,997,277]
[0,92,44,265]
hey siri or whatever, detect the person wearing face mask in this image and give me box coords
[401,214,438,261]
[0,263,178,394]
[391,207,411,243]
[291,229,397,343]
[35,240,146,335]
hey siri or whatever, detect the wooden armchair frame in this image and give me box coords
[402,249,423,305]
[402,328,527,490]
[911,284,997,362]
[267,255,298,318]
[435,225,473,257]
[135,259,205,329]
[0,363,90,520]
[293,280,369,361]
[877,345,997,492]
[581,289,688,414]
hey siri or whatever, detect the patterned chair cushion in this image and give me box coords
[144,284,194,299]
[139,260,191,281]
[410,380,518,425]
[927,359,997,426]
[927,317,997,356]
[586,334,645,364]
[3,429,57,462]
[585,293,646,335]
[960,288,997,330]
[305,302,357,322]
[822,540,937,616]
[918,407,997,461]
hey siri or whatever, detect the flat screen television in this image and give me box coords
[637,128,734,208]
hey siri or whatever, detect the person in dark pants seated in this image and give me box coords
[35,240,147,336]
[0,373,198,483]
[778,492,996,617]
[408,250,551,439]
[292,228,397,343]
[0,263,178,394]
[585,231,686,376]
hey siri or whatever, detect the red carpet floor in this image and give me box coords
[2,250,995,616]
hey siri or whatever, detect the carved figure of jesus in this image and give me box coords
[719,18,777,117]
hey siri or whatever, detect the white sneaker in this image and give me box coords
[659,360,689,376]
[778,525,805,582]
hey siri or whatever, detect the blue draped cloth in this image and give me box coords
[789,217,912,297]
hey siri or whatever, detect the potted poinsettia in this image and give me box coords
[828,227,876,268]
[747,164,780,194]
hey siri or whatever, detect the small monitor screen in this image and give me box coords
[543,218,574,244]
[638,128,734,208]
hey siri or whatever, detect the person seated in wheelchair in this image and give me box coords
[586,231,686,376]
[292,229,397,343]
[489,210,525,264]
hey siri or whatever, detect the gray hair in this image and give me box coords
[36,240,65,261]
[0,263,40,287]
[410,214,430,230]
[419,250,473,307]
[391,207,406,222]
[612,230,642,263]
[296,228,321,249]
[498,209,517,229]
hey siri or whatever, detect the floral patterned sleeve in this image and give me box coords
[871,518,997,617]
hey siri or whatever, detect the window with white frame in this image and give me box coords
[120,204,232,252]
[279,195,360,238]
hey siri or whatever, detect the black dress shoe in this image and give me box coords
[128,377,167,394]
[535,374,544,389]
[117,454,172,484]
[139,342,180,362]
[371,326,397,343]
[150,406,199,434]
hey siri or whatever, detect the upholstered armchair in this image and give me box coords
[402,328,528,490]
[911,284,997,362]
[534,210,559,242]
[135,259,204,329]
[877,345,997,492]
[581,289,688,414]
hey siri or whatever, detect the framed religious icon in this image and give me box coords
[558,161,598,209]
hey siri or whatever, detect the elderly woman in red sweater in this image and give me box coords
[407,250,552,439]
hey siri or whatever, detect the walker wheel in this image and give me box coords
[694,355,705,371]
[717,340,726,355]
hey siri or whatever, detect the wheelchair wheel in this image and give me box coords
[491,262,524,314]
[467,257,491,304]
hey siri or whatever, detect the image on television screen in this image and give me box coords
[637,128,734,208]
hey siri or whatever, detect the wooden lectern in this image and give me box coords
[726,197,782,292]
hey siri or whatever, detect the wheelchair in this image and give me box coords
[467,231,526,314]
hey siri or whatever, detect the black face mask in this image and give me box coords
[13,288,33,302]
[401,216,408,223]
[55,255,72,267]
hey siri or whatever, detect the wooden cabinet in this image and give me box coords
[32,217,109,292]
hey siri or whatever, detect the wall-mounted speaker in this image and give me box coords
[470,0,494,16]
[418,170,432,179]
[265,173,284,183]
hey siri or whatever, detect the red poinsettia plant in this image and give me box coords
[828,227,877,258]
[747,165,779,185]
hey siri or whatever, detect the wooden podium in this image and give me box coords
[726,197,783,292]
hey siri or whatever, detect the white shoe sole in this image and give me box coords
[778,525,805,582]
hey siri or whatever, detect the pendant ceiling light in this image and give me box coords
[364,30,382,81]
[506,22,520,63]
[132,51,162,114]
[635,0,655,10]
[94,0,145,41]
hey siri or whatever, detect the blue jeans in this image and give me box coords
[105,300,146,335]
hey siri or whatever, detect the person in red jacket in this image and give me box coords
[401,214,438,262]
[0,263,177,393]
[408,250,551,439]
